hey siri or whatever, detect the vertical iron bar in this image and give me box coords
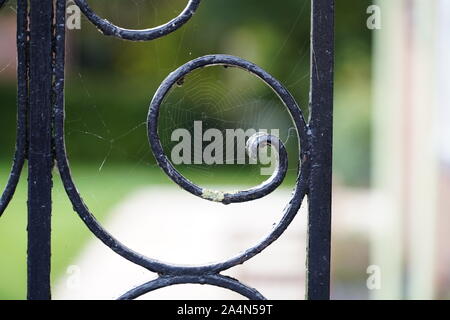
[27,0,54,300]
[306,0,334,300]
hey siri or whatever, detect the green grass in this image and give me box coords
[0,163,170,299]
[0,162,298,299]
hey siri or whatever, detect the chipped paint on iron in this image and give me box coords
[201,189,225,202]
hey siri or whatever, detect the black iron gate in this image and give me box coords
[0,0,334,300]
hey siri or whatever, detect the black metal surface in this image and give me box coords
[118,275,266,300]
[306,0,334,300]
[0,0,334,300]
[27,0,54,300]
[74,0,201,41]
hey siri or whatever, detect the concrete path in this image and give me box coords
[54,186,308,300]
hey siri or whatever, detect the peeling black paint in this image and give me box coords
[27,0,54,300]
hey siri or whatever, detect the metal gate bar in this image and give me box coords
[307,0,334,300]
[27,0,53,300]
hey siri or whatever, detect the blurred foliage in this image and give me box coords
[0,164,170,299]
[0,0,372,186]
